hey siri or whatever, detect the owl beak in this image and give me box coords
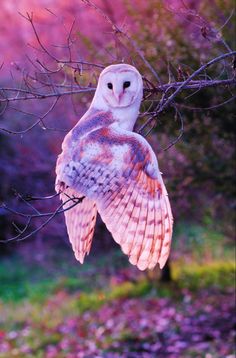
[113,90,123,104]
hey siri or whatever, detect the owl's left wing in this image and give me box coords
[60,187,97,263]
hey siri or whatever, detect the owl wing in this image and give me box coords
[56,126,173,270]
[99,172,172,271]
[60,187,97,263]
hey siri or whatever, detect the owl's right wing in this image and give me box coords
[57,126,173,271]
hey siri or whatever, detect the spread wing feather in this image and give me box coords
[56,126,173,270]
[98,169,173,270]
[60,188,97,263]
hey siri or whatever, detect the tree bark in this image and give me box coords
[160,259,172,282]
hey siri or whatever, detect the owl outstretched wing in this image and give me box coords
[56,125,173,271]
[60,187,97,263]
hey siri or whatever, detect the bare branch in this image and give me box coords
[81,0,162,83]
[0,88,95,103]
[1,194,85,243]
[1,3,235,246]
[162,105,184,151]
[0,96,60,134]
[0,78,234,106]
[18,11,104,69]
[176,95,236,111]
[156,51,236,114]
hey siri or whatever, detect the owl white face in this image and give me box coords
[98,64,143,109]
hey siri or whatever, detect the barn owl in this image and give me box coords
[55,64,173,270]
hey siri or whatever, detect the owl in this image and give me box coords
[55,64,173,270]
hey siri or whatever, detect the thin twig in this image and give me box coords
[162,105,184,151]
[1,195,85,243]
[0,78,234,105]
[81,0,162,83]
[177,95,236,111]
[157,51,236,113]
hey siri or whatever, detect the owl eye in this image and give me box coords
[107,82,113,90]
[123,81,131,89]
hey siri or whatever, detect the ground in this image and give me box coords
[0,224,235,357]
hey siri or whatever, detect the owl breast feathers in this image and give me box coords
[55,64,173,271]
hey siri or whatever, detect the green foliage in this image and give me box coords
[121,0,236,233]
[0,255,234,308]
[173,261,235,290]
[0,223,233,304]
[76,291,106,312]
[73,280,151,314]
[0,258,56,302]
[109,280,150,300]
[173,222,235,261]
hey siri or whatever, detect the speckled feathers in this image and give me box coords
[55,64,173,270]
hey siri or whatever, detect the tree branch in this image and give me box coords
[1,3,235,246]
[0,194,85,243]
[156,51,236,114]
[0,77,234,104]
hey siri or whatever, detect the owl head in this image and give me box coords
[92,64,143,110]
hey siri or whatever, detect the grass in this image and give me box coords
[173,221,235,262]
[0,259,234,328]
[0,222,235,304]
[0,223,235,357]
[1,258,234,320]
[172,260,235,290]
[0,248,128,302]
[0,223,234,326]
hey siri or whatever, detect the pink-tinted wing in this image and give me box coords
[97,165,173,270]
[60,187,97,263]
[56,125,173,270]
